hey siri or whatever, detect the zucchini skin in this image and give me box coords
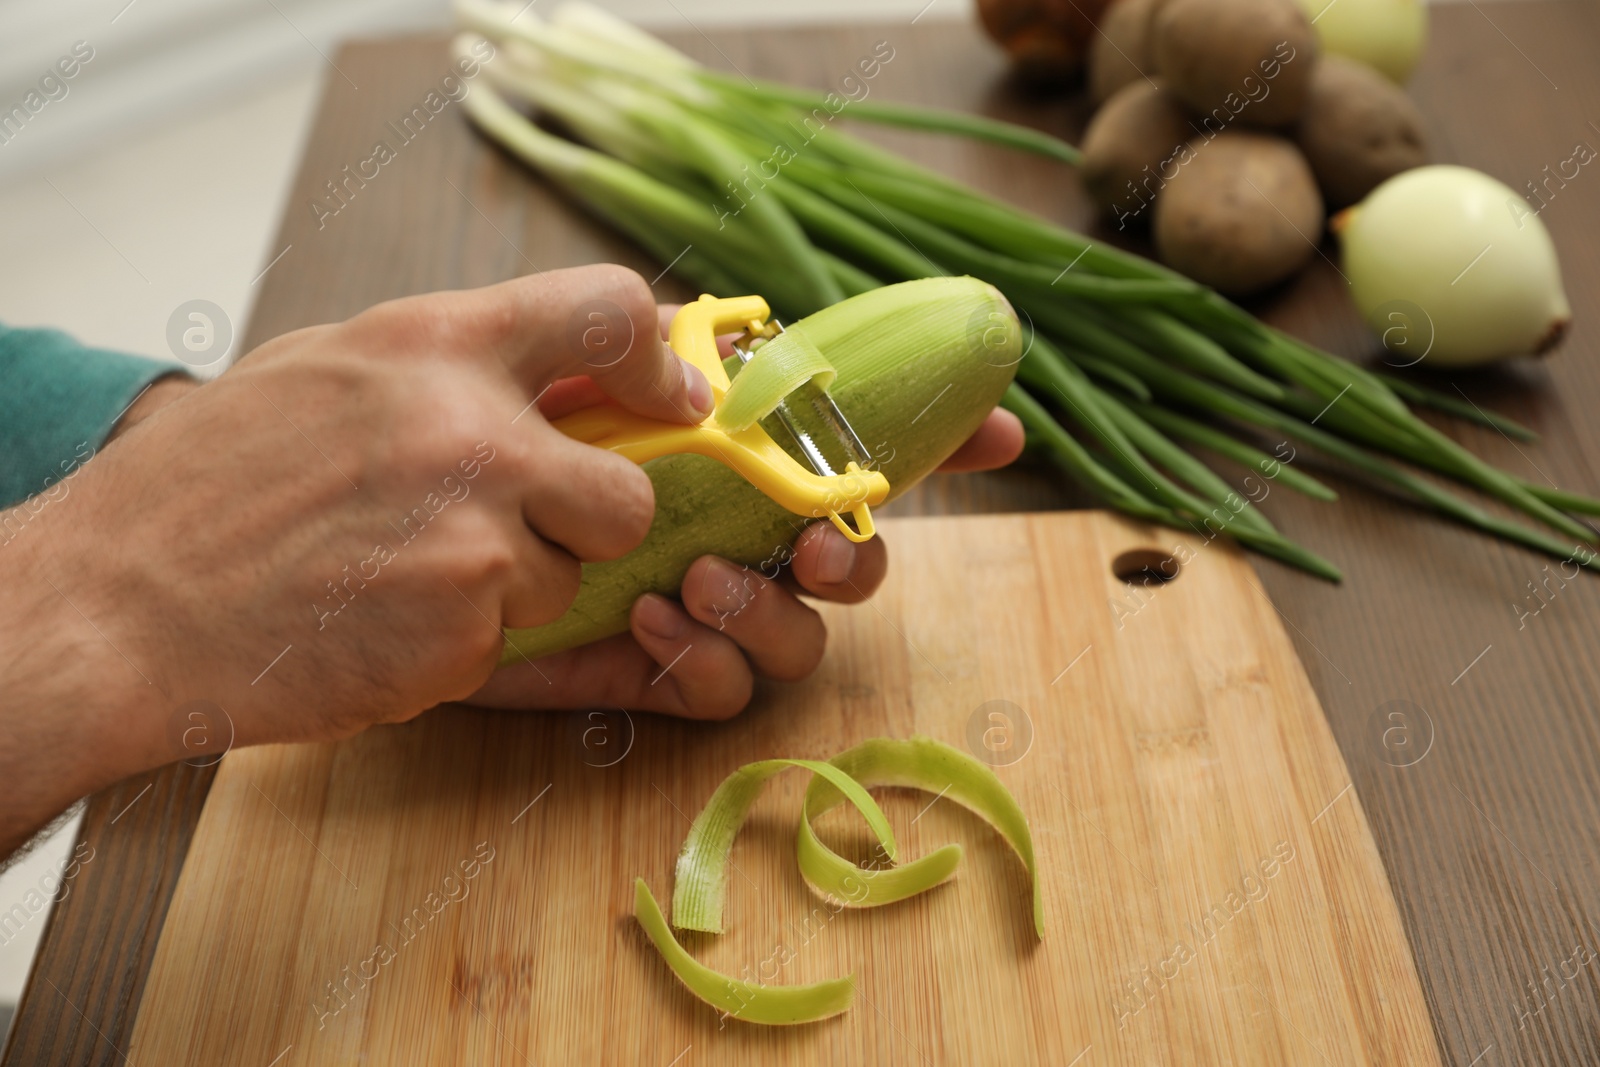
[500,277,1021,663]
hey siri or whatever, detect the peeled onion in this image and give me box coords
[1336,165,1571,368]
[1295,0,1427,83]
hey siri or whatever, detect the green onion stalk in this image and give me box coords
[452,0,1600,579]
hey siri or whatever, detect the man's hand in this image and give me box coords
[0,267,1020,853]
[2,266,705,849]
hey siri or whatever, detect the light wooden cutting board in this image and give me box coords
[126,512,1441,1065]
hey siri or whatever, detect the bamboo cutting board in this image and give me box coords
[126,512,1441,1065]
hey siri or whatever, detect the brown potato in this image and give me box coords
[1294,55,1427,208]
[1089,0,1161,104]
[1152,0,1317,128]
[1153,131,1324,294]
[1081,80,1195,227]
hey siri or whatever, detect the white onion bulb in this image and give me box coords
[1336,165,1571,368]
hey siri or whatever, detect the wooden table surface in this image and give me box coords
[9,5,1600,1065]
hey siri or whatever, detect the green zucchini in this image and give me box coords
[501,276,1022,662]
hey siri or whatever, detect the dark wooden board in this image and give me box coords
[9,6,1600,1065]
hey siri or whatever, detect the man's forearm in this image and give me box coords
[0,541,150,854]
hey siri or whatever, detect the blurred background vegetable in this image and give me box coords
[1292,55,1427,209]
[1087,0,1160,103]
[1151,0,1316,127]
[1295,0,1429,82]
[1153,131,1323,295]
[974,0,1117,84]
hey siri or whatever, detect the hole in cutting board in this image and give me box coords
[1112,547,1181,585]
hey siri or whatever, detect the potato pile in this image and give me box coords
[1076,0,1426,295]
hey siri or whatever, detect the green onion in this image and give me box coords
[1369,371,1538,442]
[699,71,1084,166]
[1127,401,1340,503]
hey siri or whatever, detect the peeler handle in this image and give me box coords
[549,294,889,543]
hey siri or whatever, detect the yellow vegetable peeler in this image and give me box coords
[551,294,890,542]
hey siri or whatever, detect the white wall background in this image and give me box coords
[0,0,975,1039]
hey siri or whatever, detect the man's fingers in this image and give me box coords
[465,543,856,717]
[427,265,713,423]
[786,523,889,604]
[467,623,753,720]
[937,408,1026,473]
[629,595,754,719]
[498,534,583,630]
[469,564,831,718]
[680,557,827,681]
[437,511,581,634]
[534,376,607,421]
[513,425,656,563]
[531,265,712,422]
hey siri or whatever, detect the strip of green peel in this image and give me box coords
[715,326,837,432]
[635,879,855,1025]
[799,737,1044,939]
[671,759,897,934]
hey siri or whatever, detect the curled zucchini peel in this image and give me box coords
[634,736,1042,1026]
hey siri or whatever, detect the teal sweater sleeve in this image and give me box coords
[0,326,190,509]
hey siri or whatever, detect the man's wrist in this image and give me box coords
[0,502,171,853]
